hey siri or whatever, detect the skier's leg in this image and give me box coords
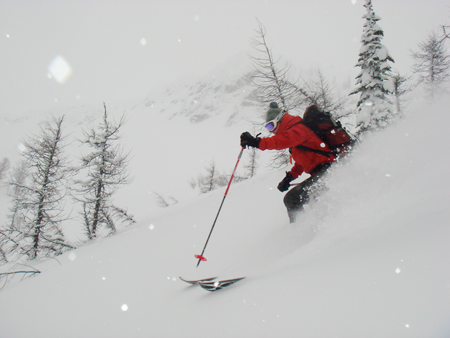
[283,164,331,223]
[283,178,314,223]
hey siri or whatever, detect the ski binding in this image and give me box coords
[179,276,245,292]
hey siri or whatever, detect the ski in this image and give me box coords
[198,277,245,292]
[179,276,246,291]
[179,276,218,285]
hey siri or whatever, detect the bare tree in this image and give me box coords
[249,19,310,113]
[0,228,9,264]
[6,161,29,230]
[0,161,30,262]
[4,116,73,260]
[244,147,259,178]
[439,24,450,43]
[267,151,291,170]
[390,70,414,115]
[302,69,347,113]
[0,263,40,290]
[0,244,7,265]
[192,160,220,194]
[153,192,178,208]
[191,160,246,194]
[411,30,450,96]
[0,158,10,182]
[74,104,134,240]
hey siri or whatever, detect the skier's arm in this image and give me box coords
[277,163,304,191]
[259,127,308,151]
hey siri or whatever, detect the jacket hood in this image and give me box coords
[275,113,302,134]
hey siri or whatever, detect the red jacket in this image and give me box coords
[258,113,336,179]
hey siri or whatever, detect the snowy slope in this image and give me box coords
[0,85,449,338]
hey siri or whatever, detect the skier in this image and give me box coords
[240,102,336,223]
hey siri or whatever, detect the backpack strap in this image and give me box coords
[294,144,335,158]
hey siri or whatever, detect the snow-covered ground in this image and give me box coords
[0,68,449,337]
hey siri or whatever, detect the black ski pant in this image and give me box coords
[283,163,331,223]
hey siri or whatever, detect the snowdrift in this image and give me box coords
[0,96,450,338]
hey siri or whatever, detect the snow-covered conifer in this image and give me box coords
[350,0,395,132]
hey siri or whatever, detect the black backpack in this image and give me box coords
[295,105,354,158]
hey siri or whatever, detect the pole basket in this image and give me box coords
[195,254,207,262]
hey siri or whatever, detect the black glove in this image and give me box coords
[240,132,261,149]
[277,172,294,192]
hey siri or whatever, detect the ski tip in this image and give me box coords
[179,276,218,285]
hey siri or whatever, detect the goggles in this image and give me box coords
[265,120,278,131]
[265,113,283,131]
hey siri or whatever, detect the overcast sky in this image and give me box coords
[1,0,449,115]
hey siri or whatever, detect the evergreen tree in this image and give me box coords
[350,0,395,132]
[74,104,134,240]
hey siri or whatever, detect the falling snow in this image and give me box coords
[68,252,77,262]
[0,2,449,337]
[47,55,73,84]
[17,143,26,152]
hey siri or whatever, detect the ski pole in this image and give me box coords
[196,147,245,267]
